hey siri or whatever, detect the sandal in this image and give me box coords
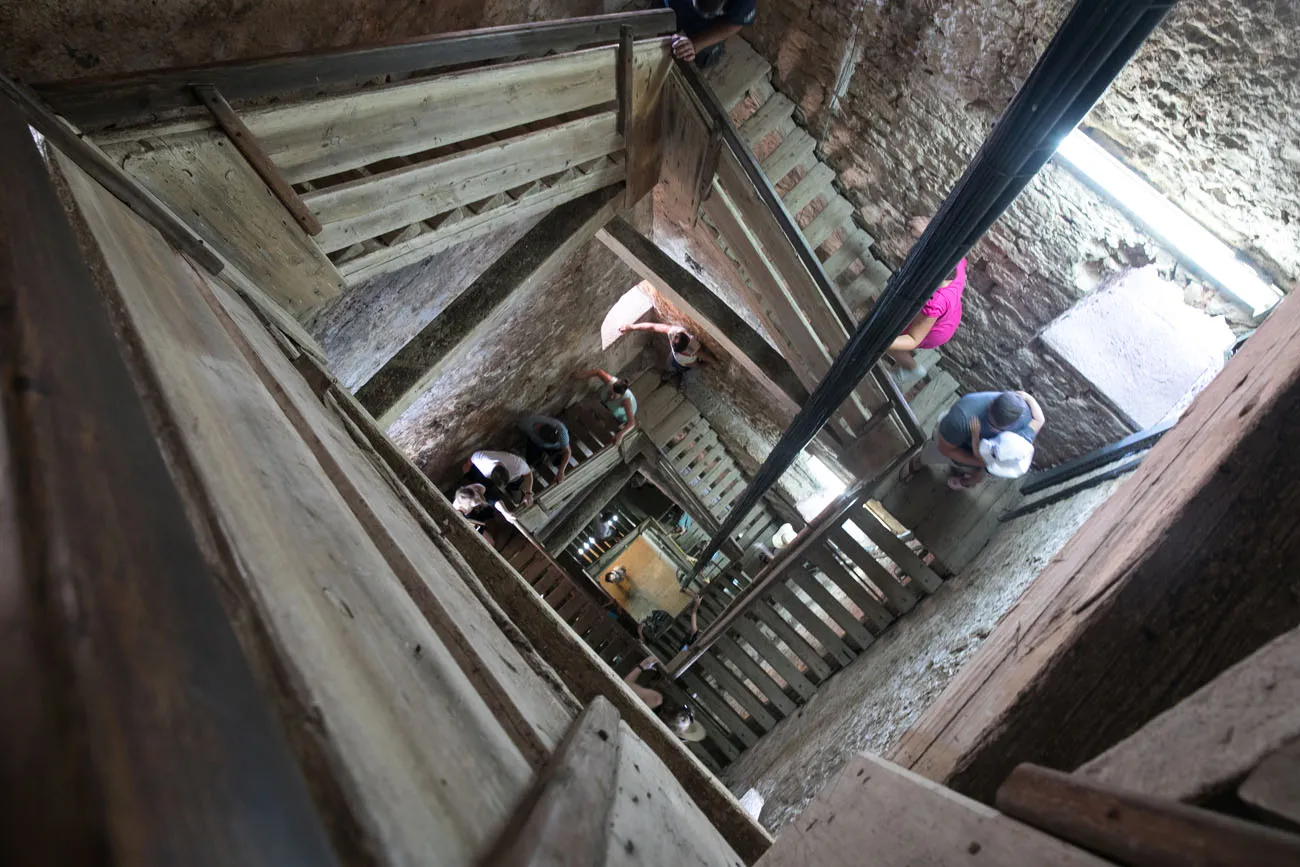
[898,455,921,484]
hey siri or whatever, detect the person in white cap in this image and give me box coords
[623,657,708,742]
[900,389,1044,490]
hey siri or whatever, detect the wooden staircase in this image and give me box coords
[703,40,895,321]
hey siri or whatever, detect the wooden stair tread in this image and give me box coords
[703,37,774,110]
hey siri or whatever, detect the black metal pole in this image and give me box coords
[687,0,1178,580]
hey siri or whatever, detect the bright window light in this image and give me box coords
[794,455,849,521]
[1056,130,1282,316]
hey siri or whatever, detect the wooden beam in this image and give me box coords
[597,218,807,408]
[0,71,223,273]
[997,764,1300,867]
[192,84,322,236]
[1240,740,1300,826]
[478,697,621,867]
[0,97,337,867]
[35,10,678,131]
[538,462,637,551]
[1076,626,1300,804]
[756,753,1113,867]
[308,112,622,253]
[114,128,345,314]
[891,290,1300,802]
[338,167,626,287]
[356,184,623,426]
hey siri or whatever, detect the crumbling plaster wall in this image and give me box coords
[741,0,1283,464]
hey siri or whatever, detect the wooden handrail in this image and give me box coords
[35,9,678,131]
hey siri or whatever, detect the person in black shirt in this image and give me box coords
[665,0,758,68]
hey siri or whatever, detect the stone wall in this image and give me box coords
[740,0,1285,465]
[1,0,616,82]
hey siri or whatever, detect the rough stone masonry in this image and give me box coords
[743,0,1291,465]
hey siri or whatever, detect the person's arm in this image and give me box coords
[554,445,572,482]
[614,398,638,443]
[671,22,743,60]
[1017,391,1046,433]
[936,430,984,467]
[618,322,674,335]
[889,314,938,352]
[689,594,702,634]
[519,470,534,506]
[572,368,613,384]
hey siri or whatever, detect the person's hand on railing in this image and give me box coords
[671,35,696,62]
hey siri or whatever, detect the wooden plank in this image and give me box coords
[624,37,673,203]
[59,154,538,863]
[113,128,345,314]
[308,112,622,252]
[805,546,894,634]
[679,671,760,748]
[892,289,1300,802]
[828,527,919,615]
[606,720,743,867]
[616,27,633,136]
[760,127,815,185]
[997,764,1300,867]
[701,36,772,110]
[855,506,944,594]
[655,72,717,225]
[802,195,853,251]
[753,599,834,680]
[822,230,875,281]
[0,71,224,274]
[715,635,798,716]
[240,43,656,183]
[739,92,794,148]
[479,697,620,867]
[731,618,818,700]
[1077,627,1300,804]
[757,753,1114,867]
[782,162,835,217]
[1240,739,1300,826]
[192,83,322,236]
[2,102,336,867]
[696,653,778,731]
[358,185,624,426]
[339,168,626,286]
[787,565,875,652]
[36,11,677,130]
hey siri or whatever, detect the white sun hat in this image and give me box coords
[978,431,1035,479]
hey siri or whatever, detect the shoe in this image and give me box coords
[891,363,928,390]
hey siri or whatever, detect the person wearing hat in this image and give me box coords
[623,657,708,742]
[518,414,572,482]
[900,390,1044,489]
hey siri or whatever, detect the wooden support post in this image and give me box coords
[192,84,323,236]
[892,290,1300,802]
[357,184,624,427]
[997,764,1300,867]
[478,697,621,866]
[616,26,634,137]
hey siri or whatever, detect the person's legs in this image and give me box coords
[694,42,725,68]
[889,348,918,370]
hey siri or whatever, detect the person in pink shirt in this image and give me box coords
[889,216,967,387]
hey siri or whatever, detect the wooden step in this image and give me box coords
[703,37,774,111]
[802,195,854,250]
[740,92,794,149]
[761,127,816,185]
[782,162,835,218]
[822,229,876,282]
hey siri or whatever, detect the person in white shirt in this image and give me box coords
[619,322,715,385]
[462,449,534,508]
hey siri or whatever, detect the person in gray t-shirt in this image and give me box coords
[901,390,1045,489]
[519,414,572,481]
